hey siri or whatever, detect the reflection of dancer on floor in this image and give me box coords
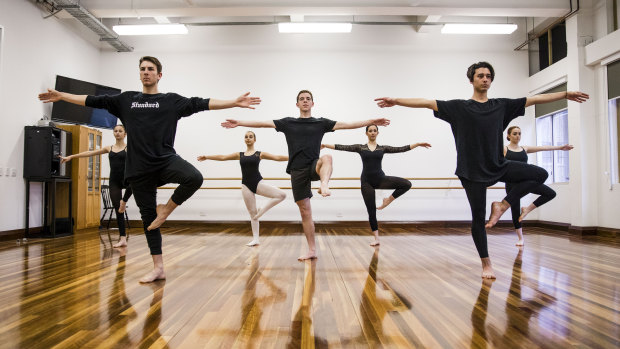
[222,90,390,260]
[198,131,287,246]
[376,61,588,278]
[103,248,137,347]
[504,126,573,246]
[60,125,133,248]
[323,125,430,246]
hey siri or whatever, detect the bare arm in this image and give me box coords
[208,92,261,110]
[38,88,87,106]
[524,144,574,153]
[410,142,432,150]
[333,118,390,131]
[197,152,240,161]
[260,152,288,161]
[221,119,275,128]
[375,97,438,111]
[59,145,111,163]
[525,91,589,107]
[321,144,335,150]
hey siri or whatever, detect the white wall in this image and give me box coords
[0,1,101,231]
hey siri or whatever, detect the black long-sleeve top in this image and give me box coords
[334,144,411,185]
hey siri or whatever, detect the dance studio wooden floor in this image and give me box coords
[0,224,618,349]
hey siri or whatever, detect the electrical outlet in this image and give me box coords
[10,168,16,177]
[0,167,3,176]
[336,212,343,217]
[199,211,207,216]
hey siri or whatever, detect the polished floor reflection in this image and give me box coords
[0,225,618,348]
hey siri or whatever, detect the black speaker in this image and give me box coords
[24,126,72,179]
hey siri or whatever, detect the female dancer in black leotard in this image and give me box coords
[60,125,133,248]
[198,131,288,246]
[322,125,430,245]
[504,126,573,246]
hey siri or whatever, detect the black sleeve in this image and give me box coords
[173,93,210,118]
[433,99,461,124]
[273,118,288,133]
[502,97,527,128]
[334,144,363,153]
[382,145,411,153]
[85,94,123,120]
[322,118,337,132]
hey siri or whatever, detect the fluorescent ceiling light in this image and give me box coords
[441,23,517,35]
[113,24,188,36]
[278,22,352,33]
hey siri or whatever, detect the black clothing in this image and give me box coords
[361,176,412,231]
[108,147,132,236]
[504,148,528,163]
[290,158,320,202]
[434,98,527,182]
[240,151,263,193]
[273,117,336,174]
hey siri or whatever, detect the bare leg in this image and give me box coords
[315,154,333,197]
[140,254,166,283]
[147,199,179,231]
[118,200,127,214]
[518,203,536,222]
[370,230,380,246]
[481,257,496,279]
[241,185,260,246]
[252,181,287,220]
[296,198,317,260]
[515,228,524,246]
[377,195,395,210]
[485,200,510,229]
[113,235,127,248]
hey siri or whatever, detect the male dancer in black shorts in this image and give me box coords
[222,90,389,260]
[39,56,261,282]
[376,61,588,278]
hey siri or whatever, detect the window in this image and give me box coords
[528,21,567,76]
[536,110,570,183]
[607,59,620,183]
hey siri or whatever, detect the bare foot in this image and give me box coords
[298,250,317,261]
[147,204,171,231]
[485,201,510,229]
[515,240,524,246]
[377,196,394,210]
[370,240,380,246]
[317,182,331,197]
[113,236,127,248]
[518,205,534,222]
[118,200,127,213]
[139,268,166,283]
[246,240,260,247]
[481,258,496,279]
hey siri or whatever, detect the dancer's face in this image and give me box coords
[296,93,314,112]
[366,125,379,141]
[244,132,256,146]
[470,67,492,93]
[139,61,161,88]
[113,126,126,140]
[508,127,521,144]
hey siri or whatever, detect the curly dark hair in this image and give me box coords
[466,61,495,82]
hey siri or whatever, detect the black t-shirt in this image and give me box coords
[86,92,210,179]
[334,144,410,184]
[273,117,337,173]
[433,98,526,182]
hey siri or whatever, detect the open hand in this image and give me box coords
[235,92,261,109]
[221,119,239,128]
[375,97,397,108]
[38,88,62,103]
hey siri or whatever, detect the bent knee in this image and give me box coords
[277,192,287,201]
[188,171,204,189]
[320,154,333,163]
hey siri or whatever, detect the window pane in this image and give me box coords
[610,98,619,183]
[536,115,553,184]
[552,110,569,182]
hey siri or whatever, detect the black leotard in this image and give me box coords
[334,144,410,185]
[108,147,133,237]
[240,151,263,194]
[505,148,528,163]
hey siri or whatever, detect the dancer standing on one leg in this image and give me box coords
[504,125,573,246]
[40,56,261,282]
[197,130,288,246]
[376,61,588,278]
[59,124,133,248]
[322,125,430,246]
[222,90,390,260]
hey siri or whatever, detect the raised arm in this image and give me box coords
[375,97,438,111]
[525,91,589,107]
[321,144,335,150]
[208,92,261,110]
[333,118,390,131]
[38,88,86,106]
[59,145,111,163]
[524,144,574,153]
[383,142,431,153]
[221,119,275,129]
[260,152,288,161]
[197,152,240,161]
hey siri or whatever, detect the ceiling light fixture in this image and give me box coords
[278,22,352,33]
[113,24,188,36]
[441,23,517,35]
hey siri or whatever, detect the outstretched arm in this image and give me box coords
[410,142,432,150]
[375,97,438,111]
[197,152,240,161]
[208,92,261,110]
[321,144,335,150]
[221,119,275,129]
[333,118,390,131]
[39,88,86,106]
[59,145,111,163]
[260,152,288,161]
[524,144,574,153]
[525,91,589,107]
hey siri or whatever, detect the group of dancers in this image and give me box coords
[39,57,589,281]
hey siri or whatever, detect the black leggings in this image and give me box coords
[109,177,133,237]
[128,156,203,255]
[505,183,556,229]
[459,161,549,258]
[361,176,411,231]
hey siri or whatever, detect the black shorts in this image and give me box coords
[290,158,320,202]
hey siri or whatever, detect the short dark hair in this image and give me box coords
[506,126,521,141]
[297,90,313,102]
[139,56,162,74]
[365,124,378,132]
[466,61,494,82]
[114,124,126,132]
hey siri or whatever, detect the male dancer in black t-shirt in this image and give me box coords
[222,90,389,260]
[39,56,261,283]
[375,62,588,279]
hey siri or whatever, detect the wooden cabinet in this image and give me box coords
[57,125,102,230]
